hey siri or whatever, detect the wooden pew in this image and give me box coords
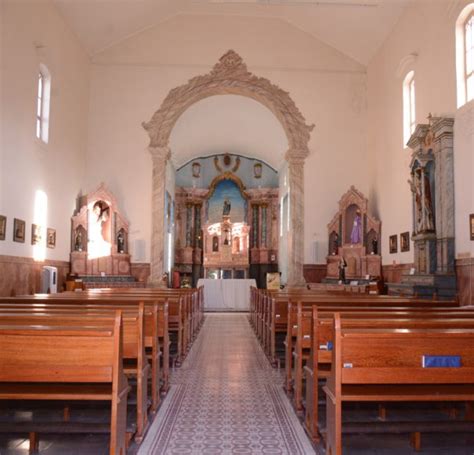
[323,314,474,455]
[0,303,150,441]
[41,288,200,362]
[303,306,474,442]
[0,311,130,455]
[252,287,459,371]
[282,296,459,396]
[0,295,172,390]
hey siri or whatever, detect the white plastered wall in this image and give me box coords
[0,0,89,261]
[367,0,474,265]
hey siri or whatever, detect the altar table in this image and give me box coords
[197,278,257,311]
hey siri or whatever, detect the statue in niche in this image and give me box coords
[223,198,231,216]
[350,210,362,244]
[117,230,125,254]
[409,169,435,234]
[88,200,111,257]
[332,233,339,255]
[74,229,83,252]
[223,227,230,245]
[212,235,219,252]
[338,257,347,283]
[371,234,378,255]
[233,236,240,254]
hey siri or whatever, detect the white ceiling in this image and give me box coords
[53,0,413,65]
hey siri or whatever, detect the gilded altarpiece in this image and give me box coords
[174,174,279,287]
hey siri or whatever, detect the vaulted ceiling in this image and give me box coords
[53,0,413,65]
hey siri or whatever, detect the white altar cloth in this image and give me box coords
[197,279,256,311]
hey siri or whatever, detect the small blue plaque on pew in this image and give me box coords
[422,355,461,368]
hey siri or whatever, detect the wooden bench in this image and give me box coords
[0,310,130,455]
[0,296,171,394]
[283,297,459,396]
[0,303,150,441]
[323,313,474,455]
[303,306,474,441]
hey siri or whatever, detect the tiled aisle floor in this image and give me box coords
[138,313,315,455]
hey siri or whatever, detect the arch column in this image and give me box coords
[286,149,308,287]
[149,146,171,286]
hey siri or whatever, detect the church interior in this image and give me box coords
[1,0,474,453]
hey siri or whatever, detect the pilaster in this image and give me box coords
[286,148,308,287]
[149,146,171,287]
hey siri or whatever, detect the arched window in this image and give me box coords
[456,3,474,108]
[403,70,416,146]
[36,64,51,143]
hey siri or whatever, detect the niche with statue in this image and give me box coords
[70,183,131,276]
[326,186,381,280]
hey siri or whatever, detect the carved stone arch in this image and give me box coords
[144,50,314,287]
[142,50,314,156]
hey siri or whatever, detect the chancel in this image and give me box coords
[1,0,474,454]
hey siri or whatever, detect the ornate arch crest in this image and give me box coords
[142,50,314,158]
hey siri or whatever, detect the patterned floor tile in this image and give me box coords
[138,314,315,455]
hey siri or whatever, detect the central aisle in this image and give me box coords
[139,313,315,454]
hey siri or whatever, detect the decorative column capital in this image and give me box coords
[285,148,309,165]
[149,146,171,164]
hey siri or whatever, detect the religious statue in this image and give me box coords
[338,256,347,283]
[74,229,83,252]
[371,234,378,255]
[409,169,435,234]
[233,236,240,254]
[212,235,219,252]
[117,230,125,253]
[88,201,111,258]
[223,198,231,216]
[223,227,230,245]
[332,233,339,255]
[350,210,362,244]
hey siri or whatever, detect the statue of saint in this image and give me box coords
[75,229,83,252]
[338,257,347,283]
[88,201,111,258]
[212,236,219,252]
[332,233,339,255]
[350,210,362,244]
[371,234,378,255]
[223,198,231,216]
[117,230,125,253]
[422,173,435,231]
[409,169,435,234]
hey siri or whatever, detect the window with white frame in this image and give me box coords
[403,70,416,146]
[465,12,474,102]
[456,3,474,107]
[36,64,51,143]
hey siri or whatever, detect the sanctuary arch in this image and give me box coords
[142,50,314,287]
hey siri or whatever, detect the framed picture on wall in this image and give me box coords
[31,224,43,245]
[13,218,25,243]
[400,231,410,252]
[470,214,474,241]
[389,234,398,254]
[47,228,56,249]
[0,215,6,241]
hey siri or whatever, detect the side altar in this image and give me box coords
[325,186,381,281]
[387,116,456,298]
[70,184,131,276]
